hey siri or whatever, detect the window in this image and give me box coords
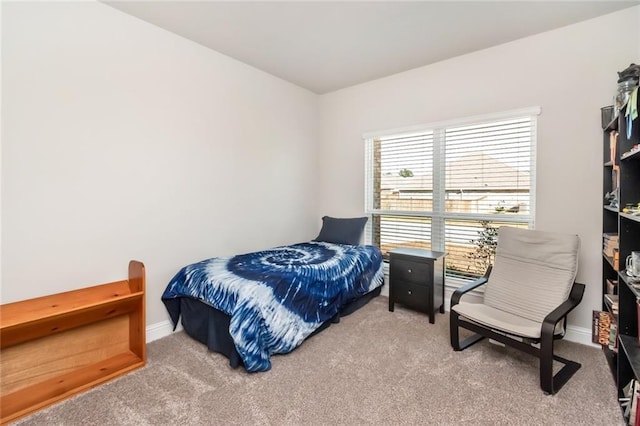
[364,108,538,284]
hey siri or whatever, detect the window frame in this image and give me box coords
[364,107,540,285]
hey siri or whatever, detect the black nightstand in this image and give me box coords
[388,248,445,324]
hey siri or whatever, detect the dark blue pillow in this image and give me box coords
[314,216,368,245]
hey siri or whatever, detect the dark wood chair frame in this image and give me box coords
[449,266,586,395]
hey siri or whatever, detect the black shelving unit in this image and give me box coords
[601,88,640,407]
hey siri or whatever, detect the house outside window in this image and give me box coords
[364,108,539,285]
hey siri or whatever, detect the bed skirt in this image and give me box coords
[178,286,382,369]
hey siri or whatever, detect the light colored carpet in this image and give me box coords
[15,297,622,425]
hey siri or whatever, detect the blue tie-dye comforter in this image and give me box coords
[161,241,384,372]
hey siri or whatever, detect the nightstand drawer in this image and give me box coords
[393,281,428,309]
[390,259,431,285]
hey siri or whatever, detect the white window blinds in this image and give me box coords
[364,108,538,281]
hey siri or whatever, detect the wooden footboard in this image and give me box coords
[0,261,146,424]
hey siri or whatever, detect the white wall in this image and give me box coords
[1,1,319,325]
[317,6,640,332]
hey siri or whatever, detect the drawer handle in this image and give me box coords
[407,290,412,295]
[407,269,412,273]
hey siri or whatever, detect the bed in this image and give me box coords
[161,217,384,372]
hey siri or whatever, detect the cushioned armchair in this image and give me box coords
[450,227,585,395]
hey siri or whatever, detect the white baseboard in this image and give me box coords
[146,319,182,343]
[565,325,599,347]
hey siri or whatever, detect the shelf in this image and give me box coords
[1,352,143,423]
[620,335,640,381]
[1,287,144,349]
[601,80,639,419]
[621,149,640,161]
[620,272,640,295]
[621,213,640,223]
[1,280,135,327]
[0,261,146,424]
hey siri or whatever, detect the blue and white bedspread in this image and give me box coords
[161,241,384,372]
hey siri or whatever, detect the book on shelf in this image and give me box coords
[623,379,639,425]
[605,294,619,315]
[603,233,619,258]
[607,278,618,295]
[592,310,614,346]
[609,322,618,352]
[623,378,634,403]
[604,241,619,258]
[604,244,619,257]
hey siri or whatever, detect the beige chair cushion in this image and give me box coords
[452,302,543,338]
[453,227,580,338]
[483,227,579,324]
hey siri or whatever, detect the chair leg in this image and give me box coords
[450,311,461,350]
[540,332,554,394]
[450,312,485,351]
[540,325,581,395]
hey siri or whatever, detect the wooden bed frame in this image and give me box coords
[0,261,146,424]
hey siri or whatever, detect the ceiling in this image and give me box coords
[105,1,639,94]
